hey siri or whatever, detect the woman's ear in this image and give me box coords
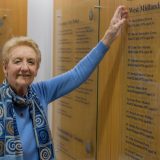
[3,63,8,77]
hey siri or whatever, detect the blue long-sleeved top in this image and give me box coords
[14,41,108,160]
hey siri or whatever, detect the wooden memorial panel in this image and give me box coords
[53,0,160,159]
[120,0,160,160]
[53,0,100,159]
[98,0,160,160]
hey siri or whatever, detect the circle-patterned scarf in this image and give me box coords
[0,81,54,160]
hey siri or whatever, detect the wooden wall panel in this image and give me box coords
[53,0,160,160]
[53,1,100,159]
[119,1,160,160]
[97,0,124,160]
[98,0,160,160]
[0,0,27,82]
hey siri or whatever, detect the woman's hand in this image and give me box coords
[102,5,128,47]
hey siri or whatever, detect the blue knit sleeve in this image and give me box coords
[32,41,109,104]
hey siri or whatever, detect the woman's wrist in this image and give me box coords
[101,27,115,47]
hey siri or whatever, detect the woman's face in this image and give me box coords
[3,45,39,95]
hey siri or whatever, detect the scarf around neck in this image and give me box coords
[0,81,54,160]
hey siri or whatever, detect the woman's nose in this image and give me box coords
[21,62,29,70]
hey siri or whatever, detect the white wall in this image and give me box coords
[27,0,53,81]
[27,0,54,127]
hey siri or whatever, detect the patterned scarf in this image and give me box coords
[0,81,54,160]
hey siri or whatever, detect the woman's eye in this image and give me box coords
[28,61,35,65]
[14,60,21,64]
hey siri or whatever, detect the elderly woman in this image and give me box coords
[0,6,128,160]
